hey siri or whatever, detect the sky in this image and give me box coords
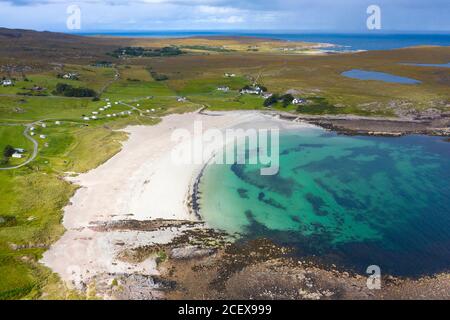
[0,0,449,33]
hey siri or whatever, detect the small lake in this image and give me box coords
[402,62,450,68]
[342,69,421,84]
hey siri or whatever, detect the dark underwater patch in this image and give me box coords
[305,193,329,216]
[258,192,286,210]
[314,178,366,211]
[237,188,249,199]
[231,164,296,197]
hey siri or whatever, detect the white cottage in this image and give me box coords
[293,98,306,105]
[2,79,13,86]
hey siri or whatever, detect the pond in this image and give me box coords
[341,69,421,84]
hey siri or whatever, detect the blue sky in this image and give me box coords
[0,0,449,32]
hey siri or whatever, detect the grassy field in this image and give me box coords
[0,126,32,166]
[144,46,450,116]
[0,59,192,299]
[0,31,449,299]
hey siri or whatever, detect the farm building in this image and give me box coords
[61,72,79,80]
[217,86,230,92]
[240,86,263,95]
[2,79,13,86]
[293,98,306,105]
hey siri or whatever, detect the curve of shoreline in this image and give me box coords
[41,110,311,291]
[39,110,450,299]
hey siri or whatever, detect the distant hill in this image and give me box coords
[0,28,127,67]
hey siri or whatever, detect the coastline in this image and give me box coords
[270,111,450,137]
[40,109,450,299]
[41,110,312,293]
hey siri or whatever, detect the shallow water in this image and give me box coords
[200,128,450,276]
[342,69,421,84]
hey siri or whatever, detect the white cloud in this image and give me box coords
[0,0,448,31]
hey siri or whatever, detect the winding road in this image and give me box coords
[0,69,124,171]
[0,122,39,170]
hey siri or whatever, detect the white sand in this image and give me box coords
[41,110,314,290]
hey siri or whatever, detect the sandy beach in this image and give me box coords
[41,110,313,293]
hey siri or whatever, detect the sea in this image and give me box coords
[80,30,450,277]
[77,31,450,52]
[199,128,450,277]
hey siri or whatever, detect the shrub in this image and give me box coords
[54,83,97,97]
[109,46,184,58]
[156,250,168,264]
[3,145,15,158]
[263,94,279,107]
[0,157,9,165]
[280,94,294,107]
[150,71,169,81]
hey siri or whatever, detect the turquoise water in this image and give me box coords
[200,128,450,276]
[342,69,421,84]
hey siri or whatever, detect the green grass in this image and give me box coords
[0,169,78,299]
[104,71,174,101]
[0,96,93,122]
[0,125,33,167]
[0,62,191,299]
[0,66,116,96]
[0,120,144,299]
[173,76,248,96]
[0,255,37,299]
[0,47,448,299]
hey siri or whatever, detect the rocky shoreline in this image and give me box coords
[89,220,450,300]
[271,111,450,137]
[157,112,450,300]
[42,110,450,300]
